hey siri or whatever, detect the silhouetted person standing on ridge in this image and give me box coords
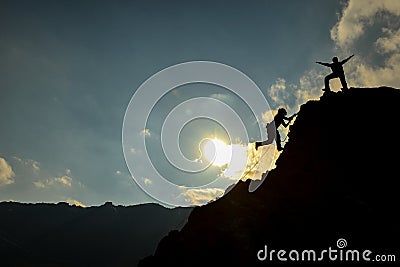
[255,108,297,152]
[316,54,354,92]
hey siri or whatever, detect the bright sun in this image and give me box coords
[202,138,232,167]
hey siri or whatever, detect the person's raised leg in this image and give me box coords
[324,73,336,91]
[256,123,276,150]
[255,138,274,150]
[276,130,283,151]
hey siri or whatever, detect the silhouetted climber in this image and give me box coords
[316,54,354,92]
[255,108,297,151]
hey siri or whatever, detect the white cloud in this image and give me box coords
[268,70,325,116]
[140,128,151,137]
[267,78,298,111]
[54,176,73,187]
[331,0,400,48]
[269,78,287,103]
[9,156,82,191]
[261,109,275,124]
[266,77,307,116]
[181,187,225,206]
[353,54,400,87]
[12,156,40,173]
[143,177,152,185]
[375,28,400,54]
[32,180,46,188]
[330,0,400,88]
[32,167,82,189]
[2,156,89,204]
[0,157,15,186]
[298,69,332,102]
[33,175,73,188]
[210,93,229,100]
[66,198,86,207]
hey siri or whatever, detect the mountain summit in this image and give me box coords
[139,87,400,266]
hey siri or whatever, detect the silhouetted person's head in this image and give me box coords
[332,57,338,63]
[278,108,287,116]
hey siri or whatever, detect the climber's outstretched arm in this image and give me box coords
[341,54,354,64]
[282,113,297,127]
[289,113,298,120]
[282,117,290,127]
[316,61,331,67]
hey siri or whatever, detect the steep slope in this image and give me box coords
[139,87,400,266]
[0,201,192,267]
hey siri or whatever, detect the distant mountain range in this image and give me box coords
[139,87,400,266]
[0,201,192,266]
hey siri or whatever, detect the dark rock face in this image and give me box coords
[0,201,192,267]
[139,87,400,266]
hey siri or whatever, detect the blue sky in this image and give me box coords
[1,0,399,207]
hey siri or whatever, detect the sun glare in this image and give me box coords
[202,138,232,167]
